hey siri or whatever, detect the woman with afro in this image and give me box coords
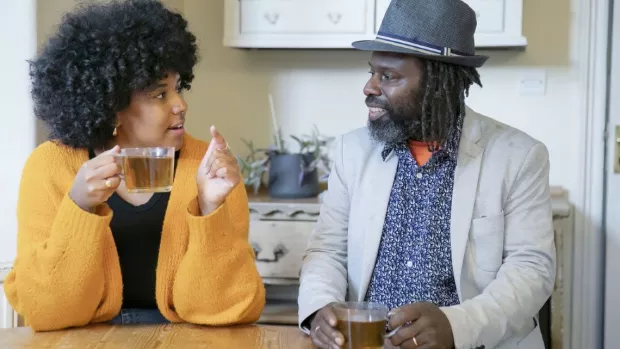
[4,0,265,331]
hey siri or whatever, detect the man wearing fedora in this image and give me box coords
[297,0,555,349]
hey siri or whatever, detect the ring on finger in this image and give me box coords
[104,178,113,188]
[219,142,230,151]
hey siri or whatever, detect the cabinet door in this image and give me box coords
[464,0,505,33]
[375,0,391,33]
[375,0,505,35]
[249,220,315,279]
[240,0,367,34]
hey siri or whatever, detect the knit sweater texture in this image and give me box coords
[4,134,265,331]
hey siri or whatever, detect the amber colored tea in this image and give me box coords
[122,156,174,193]
[336,319,386,349]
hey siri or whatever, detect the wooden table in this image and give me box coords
[0,324,315,349]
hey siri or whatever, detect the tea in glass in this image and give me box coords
[117,147,175,193]
[332,302,389,349]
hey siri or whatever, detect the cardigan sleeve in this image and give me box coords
[172,183,266,325]
[4,146,114,331]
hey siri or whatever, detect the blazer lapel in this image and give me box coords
[450,109,485,298]
[357,148,399,301]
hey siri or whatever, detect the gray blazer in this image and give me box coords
[297,107,555,349]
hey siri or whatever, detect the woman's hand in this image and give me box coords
[69,146,122,212]
[196,126,242,216]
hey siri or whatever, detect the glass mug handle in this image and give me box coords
[113,154,125,180]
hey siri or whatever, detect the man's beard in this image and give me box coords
[367,92,425,145]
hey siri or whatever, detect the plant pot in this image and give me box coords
[268,153,319,199]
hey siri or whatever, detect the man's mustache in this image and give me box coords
[365,95,391,110]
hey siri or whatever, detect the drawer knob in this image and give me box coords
[252,243,289,263]
[264,12,280,25]
[328,12,342,24]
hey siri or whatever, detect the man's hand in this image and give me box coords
[388,302,454,349]
[309,305,345,349]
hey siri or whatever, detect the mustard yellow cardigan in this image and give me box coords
[4,134,265,331]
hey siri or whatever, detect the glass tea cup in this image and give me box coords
[115,147,175,193]
[332,302,396,349]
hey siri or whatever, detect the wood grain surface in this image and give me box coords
[0,324,316,349]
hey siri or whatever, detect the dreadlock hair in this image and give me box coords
[419,60,482,152]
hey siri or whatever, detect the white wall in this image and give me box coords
[180,0,579,203]
[269,61,579,197]
[0,0,37,264]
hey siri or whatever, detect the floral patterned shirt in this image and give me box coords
[365,131,462,310]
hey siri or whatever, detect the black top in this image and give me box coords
[88,149,180,309]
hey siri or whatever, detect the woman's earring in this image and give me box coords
[112,127,118,137]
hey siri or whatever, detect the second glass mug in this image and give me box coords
[330,302,402,349]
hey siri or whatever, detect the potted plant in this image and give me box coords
[237,126,333,199]
[236,139,269,195]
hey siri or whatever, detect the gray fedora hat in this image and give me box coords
[353,0,489,68]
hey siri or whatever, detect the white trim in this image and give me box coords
[603,0,620,347]
[572,0,610,347]
[0,261,15,329]
[0,262,11,283]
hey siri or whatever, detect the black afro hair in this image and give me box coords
[30,0,198,149]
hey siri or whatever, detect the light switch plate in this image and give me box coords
[519,69,547,96]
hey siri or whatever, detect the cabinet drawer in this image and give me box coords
[465,0,505,33]
[240,0,366,34]
[249,220,314,279]
[375,0,390,33]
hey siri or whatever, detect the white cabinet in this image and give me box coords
[224,0,526,49]
[225,0,374,48]
[375,0,525,47]
[248,194,321,325]
[240,0,366,34]
[374,0,391,33]
[249,220,314,279]
[465,0,506,33]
